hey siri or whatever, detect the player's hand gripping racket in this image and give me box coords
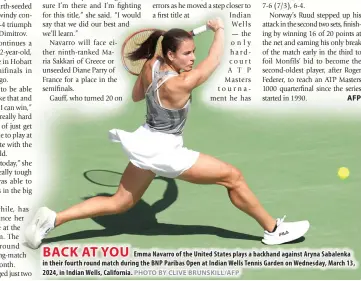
[121,25,210,76]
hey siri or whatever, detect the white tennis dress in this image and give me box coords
[109,58,199,178]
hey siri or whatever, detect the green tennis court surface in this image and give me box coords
[37,34,360,279]
[37,97,360,280]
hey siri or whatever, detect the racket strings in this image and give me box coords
[123,30,163,75]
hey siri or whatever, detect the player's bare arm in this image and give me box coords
[181,18,224,91]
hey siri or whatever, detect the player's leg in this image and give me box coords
[55,162,155,225]
[177,153,310,245]
[25,162,155,248]
[178,153,276,232]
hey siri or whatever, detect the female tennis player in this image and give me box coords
[25,18,309,248]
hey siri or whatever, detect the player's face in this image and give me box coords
[168,39,196,72]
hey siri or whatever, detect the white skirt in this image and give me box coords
[108,124,199,178]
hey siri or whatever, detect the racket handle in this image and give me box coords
[191,25,209,36]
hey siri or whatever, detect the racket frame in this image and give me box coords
[121,25,209,76]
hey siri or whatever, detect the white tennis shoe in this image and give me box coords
[262,216,310,245]
[24,207,56,249]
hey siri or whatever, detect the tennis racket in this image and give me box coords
[121,25,210,76]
